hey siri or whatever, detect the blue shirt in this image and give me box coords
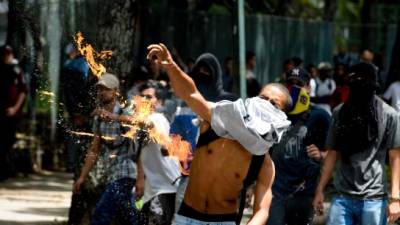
[271,105,331,196]
[64,56,89,79]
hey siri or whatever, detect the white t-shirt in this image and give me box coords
[311,77,336,114]
[211,97,291,155]
[383,81,400,112]
[140,113,181,203]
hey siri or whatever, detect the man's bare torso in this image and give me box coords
[183,124,254,214]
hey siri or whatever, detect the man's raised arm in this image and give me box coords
[147,44,213,122]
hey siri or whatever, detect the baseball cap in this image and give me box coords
[317,62,333,70]
[286,67,311,85]
[96,73,120,89]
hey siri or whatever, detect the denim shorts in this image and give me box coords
[173,214,236,225]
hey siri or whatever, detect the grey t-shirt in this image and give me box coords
[326,98,400,199]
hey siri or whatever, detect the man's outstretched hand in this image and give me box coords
[147,43,174,66]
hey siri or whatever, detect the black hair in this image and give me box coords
[306,63,315,71]
[137,80,167,101]
[246,51,255,63]
[291,56,303,67]
[283,58,294,66]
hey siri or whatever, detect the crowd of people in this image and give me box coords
[1,41,400,225]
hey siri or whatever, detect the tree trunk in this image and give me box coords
[323,0,337,21]
[386,22,400,89]
[6,0,27,60]
[93,0,139,92]
[361,0,373,50]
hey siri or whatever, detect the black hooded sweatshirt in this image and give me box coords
[191,53,238,102]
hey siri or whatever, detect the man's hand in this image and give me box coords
[388,200,400,223]
[147,43,174,66]
[307,144,323,161]
[92,108,117,122]
[73,176,86,193]
[313,190,325,216]
[6,106,17,117]
[135,177,145,200]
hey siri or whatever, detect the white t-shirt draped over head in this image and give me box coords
[383,81,400,112]
[140,113,181,203]
[210,97,291,156]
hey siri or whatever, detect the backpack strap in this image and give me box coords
[236,154,265,225]
[196,128,219,148]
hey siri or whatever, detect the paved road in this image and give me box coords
[0,171,332,225]
[0,172,72,225]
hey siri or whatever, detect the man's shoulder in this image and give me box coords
[150,112,169,122]
[380,97,398,118]
[309,104,331,118]
[307,105,332,124]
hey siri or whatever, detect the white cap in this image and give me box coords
[318,62,333,70]
[96,73,119,89]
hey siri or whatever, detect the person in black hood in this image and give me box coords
[313,63,400,225]
[190,53,237,102]
[336,62,381,155]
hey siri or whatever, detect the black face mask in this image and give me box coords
[348,78,377,103]
[192,72,212,85]
[336,77,382,156]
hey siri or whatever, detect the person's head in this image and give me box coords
[137,80,165,107]
[335,63,347,76]
[291,56,303,68]
[65,43,78,59]
[338,46,347,54]
[285,67,311,92]
[334,63,349,86]
[283,59,295,73]
[360,49,374,63]
[224,56,233,75]
[306,64,318,79]
[348,62,378,101]
[0,45,14,64]
[284,68,312,115]
[191,53,223,101]
[259,83,292,112]
[246,51,256,70]
[96,73,120,104]
[317,62,333,80]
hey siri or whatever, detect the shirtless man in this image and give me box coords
[147,44,292,225]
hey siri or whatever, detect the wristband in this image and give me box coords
[389,197,400,203]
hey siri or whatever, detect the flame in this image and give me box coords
[69,131,115,141]
[122,96,192,174]
[164,135,192,175]
[39,90,55,97]
[73,32,113,78]
[132,96,155,121]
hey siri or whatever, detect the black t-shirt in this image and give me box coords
[271,105,331,196]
